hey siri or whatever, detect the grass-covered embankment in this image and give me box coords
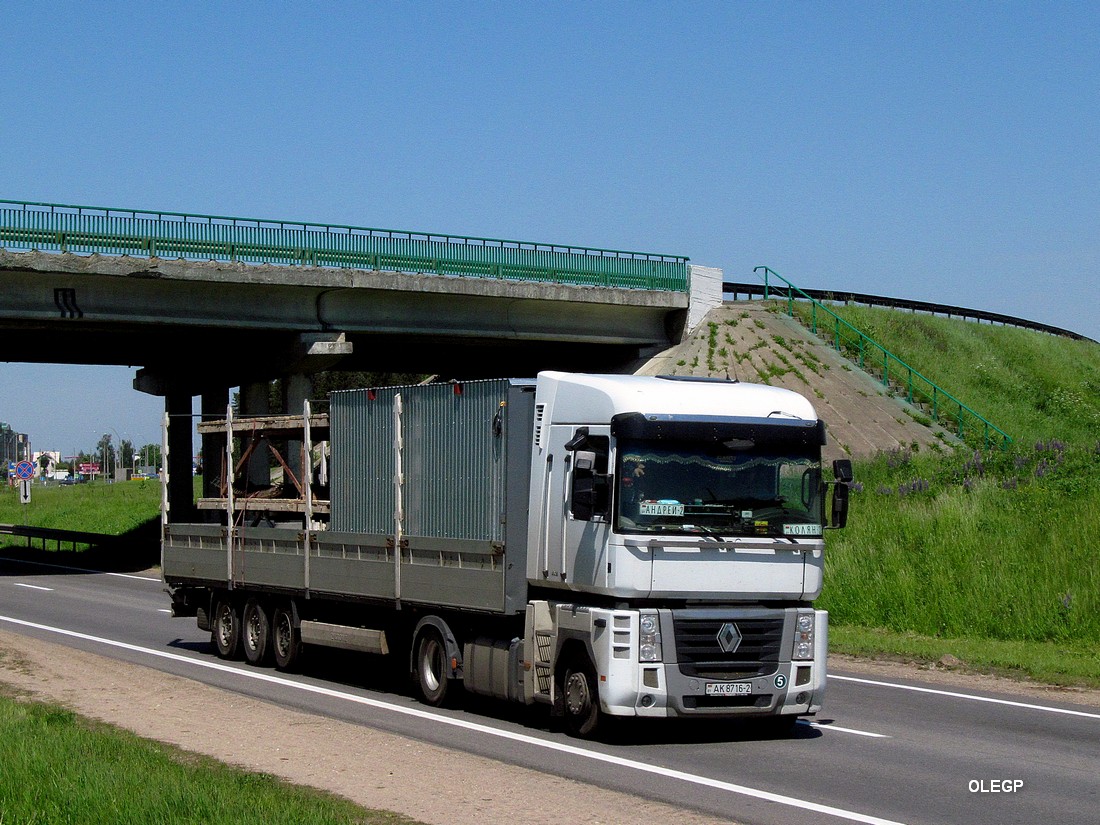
[0,690,417,825]
[789,301,1100,685]
[0,478,161,533]
[820,440,1100,685]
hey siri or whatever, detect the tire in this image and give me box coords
[271,604,303,672]
[241,598,271,666]
[414,628,452,706]
[560,655,601,738]
[211,597,240,660]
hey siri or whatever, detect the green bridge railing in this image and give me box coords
[0,199,689,291]
[754,266,1011,450]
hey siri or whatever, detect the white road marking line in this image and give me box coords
[12,583,53,592]
[0,614,905,825]
[0,555,160,582]
[831,674,1100,720]
[802,720,889,738]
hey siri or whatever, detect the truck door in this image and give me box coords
[563,430,610,590]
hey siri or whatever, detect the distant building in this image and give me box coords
[1,422,29,479]
[33,450,61,477]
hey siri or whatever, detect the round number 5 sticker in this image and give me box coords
[774,674,788,689]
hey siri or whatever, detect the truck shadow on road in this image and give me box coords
[161,639,823,746]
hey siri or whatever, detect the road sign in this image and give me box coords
[20,479,31,505]
[15,461,34,480]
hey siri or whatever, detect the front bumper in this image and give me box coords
[598,608,828,719]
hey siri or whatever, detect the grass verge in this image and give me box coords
[0,691,422,825]
[831,625,1100,689]
[0,478,161,534]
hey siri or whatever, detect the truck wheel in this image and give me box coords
[241,598,271,666]
[561,655,601,738]
[211,597,240,660]
[414,628,451,706]
[272,605,302,672]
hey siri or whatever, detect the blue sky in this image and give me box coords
[1,2,1097,455]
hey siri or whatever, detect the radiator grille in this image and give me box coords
[672,614,784,679]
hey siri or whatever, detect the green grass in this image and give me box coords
[830,625,1100,688]
[789,301,1100,446]
[0,479,161,534]
[819,441,1100,644]
[779,301,1100,685]
[0,691,421,825]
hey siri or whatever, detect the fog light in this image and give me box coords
[639,694,655,708]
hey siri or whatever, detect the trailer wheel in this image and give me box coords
[241,598,271,666]
[272,605,302,672]
[211,597,240,660]
[414,628,452,706]
[560,654,601,738]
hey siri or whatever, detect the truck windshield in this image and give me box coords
[615,438,823,537]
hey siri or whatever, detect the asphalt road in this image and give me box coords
[1,555,1097,825]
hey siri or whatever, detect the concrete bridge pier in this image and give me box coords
[165,391,196,523]
[201,388,230,503]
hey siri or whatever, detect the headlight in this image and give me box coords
[639,611,663,663]
[792,612,815,660]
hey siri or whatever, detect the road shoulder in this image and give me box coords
[0,628,739,825]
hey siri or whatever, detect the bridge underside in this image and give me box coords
[2,249,694,520]
[0,249,688,392]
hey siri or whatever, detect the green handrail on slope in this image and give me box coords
[0,199,689,292]
[755,266,1011,450]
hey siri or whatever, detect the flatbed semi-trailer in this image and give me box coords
[163,372,851,737]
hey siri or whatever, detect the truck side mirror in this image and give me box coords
[830,482,850,529]
[830,459,853,528]
[571,450,609,521]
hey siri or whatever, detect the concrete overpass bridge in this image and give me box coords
[0,199,720,511]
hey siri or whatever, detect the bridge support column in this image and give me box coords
[239,381,272,490]
[282,373,312,493]
[166,390,195,522]
[201,388,229,503]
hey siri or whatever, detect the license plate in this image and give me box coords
[705,682,752,696]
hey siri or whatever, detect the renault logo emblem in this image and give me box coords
[716,622,742,654]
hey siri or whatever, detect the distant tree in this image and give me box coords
[95,434,115,477]
[120,439,135,471]
[137,443,162,471]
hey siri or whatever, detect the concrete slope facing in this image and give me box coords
[636,302,957,463]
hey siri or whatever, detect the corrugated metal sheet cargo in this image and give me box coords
[330,379,512,541]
